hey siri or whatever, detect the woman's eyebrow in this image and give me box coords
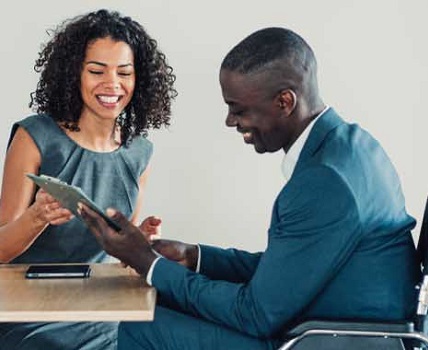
[85,61,134,68]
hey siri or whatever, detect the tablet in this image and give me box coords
[26,173,121,231]
[26,264,91,279]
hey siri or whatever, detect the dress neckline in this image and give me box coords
[48,117,122,155]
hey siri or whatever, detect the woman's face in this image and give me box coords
[80,36,135,122]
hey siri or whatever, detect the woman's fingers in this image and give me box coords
[139,216,162,241]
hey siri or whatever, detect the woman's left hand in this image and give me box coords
[138,216,162,241]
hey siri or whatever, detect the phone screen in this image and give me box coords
[25,264,91,279]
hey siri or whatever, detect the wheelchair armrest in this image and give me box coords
[284,319,414,338]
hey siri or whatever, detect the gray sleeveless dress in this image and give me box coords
[0,114,153,349]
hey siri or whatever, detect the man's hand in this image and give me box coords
[151,239,199,271]
[78,204,157,278]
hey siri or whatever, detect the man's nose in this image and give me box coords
[225,113,238,127]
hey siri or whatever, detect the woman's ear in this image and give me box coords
[277,89,297,116]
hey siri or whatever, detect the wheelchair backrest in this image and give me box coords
[416,197,428,276]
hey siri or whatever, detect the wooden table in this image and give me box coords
[0,263,156,322]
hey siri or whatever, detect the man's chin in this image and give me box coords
[253,143,267,154]
[253,143,281,154]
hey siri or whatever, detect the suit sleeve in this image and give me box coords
[198,245,262,282]
[152,166,362,338]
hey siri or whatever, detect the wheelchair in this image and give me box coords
[278,197,428,350]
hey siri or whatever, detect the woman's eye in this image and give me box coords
[88,70,103,75]
[118,72,132,77]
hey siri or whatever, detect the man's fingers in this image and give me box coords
[151,239,180,257]
[78,203,108,238]
[106,208,135,234]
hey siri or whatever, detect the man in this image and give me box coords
[80,27,420,349]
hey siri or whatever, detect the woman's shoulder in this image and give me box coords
[8,114,66,154]
[125,135,153,156]
[17,114,56,128]
[119,135,153,176]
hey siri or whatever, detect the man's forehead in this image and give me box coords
[221,70,259,92]
[220,69,273,103]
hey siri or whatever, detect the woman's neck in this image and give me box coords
[63,114,121,152]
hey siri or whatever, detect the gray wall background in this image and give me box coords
[1,0,427,251]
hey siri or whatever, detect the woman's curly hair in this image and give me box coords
[30,9,177,145]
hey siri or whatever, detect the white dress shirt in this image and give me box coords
[281,105,330,182]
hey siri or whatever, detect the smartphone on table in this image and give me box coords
[25,264,91,279]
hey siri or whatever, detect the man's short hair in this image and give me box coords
[221,27,316,76]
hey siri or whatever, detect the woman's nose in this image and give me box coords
[102,72,120,90]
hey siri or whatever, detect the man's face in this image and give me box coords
[220,69,290,154]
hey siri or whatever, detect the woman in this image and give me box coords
[0,9,176,349]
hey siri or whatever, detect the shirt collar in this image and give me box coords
[281,106,330,182]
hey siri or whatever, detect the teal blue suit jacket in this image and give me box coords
[152,108,420,339]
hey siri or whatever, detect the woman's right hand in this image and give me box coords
[30,189,74,226]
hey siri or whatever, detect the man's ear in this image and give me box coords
[277,89,297,116]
